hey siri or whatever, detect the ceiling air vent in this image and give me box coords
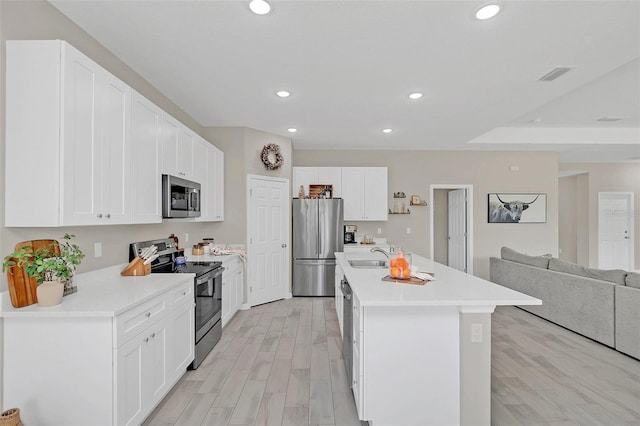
[539,66,575,82]
[596,116,624,122]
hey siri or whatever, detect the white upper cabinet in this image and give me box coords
[161,114,195,180]
[131,92,162,223]
[342,167,388,221]
[195,138,225,222]
[5,40,225,227]
[293,167,342,198]
[5,40,131,227]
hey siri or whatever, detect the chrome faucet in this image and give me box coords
[370,247,390,259]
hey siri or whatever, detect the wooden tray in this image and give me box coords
[5,239,59,308]
[382,275,428,285]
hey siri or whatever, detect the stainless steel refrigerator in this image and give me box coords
[292,198,344,296]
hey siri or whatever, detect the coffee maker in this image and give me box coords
[344,225,357,244]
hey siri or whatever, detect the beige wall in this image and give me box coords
[559,175,578,263]
[559,163,640,269]
[294,150,560,279]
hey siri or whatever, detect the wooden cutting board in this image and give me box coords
[5,239,59,308]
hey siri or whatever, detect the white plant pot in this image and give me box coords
[37,280,64,307]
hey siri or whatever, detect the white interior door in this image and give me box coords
[448,189,467,272]
[598,192,634,270]
[248,175,290,306]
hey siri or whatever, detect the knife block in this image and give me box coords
[120,257,151,276]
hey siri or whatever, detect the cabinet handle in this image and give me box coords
[105,213,111,219]
[97,213,103,218]
[144,337,149,343]
[151,333,156,339]
[281,243,287,248]
[182,291,187,296]
[145,312,151,318]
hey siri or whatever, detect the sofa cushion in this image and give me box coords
[626,272,640,289]
[548,258,627,285]
[500,247,550,269]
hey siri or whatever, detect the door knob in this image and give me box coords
[281,243,287,248]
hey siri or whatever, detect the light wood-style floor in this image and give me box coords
[144,298,640,426]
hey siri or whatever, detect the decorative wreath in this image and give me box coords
[261,143,284,170]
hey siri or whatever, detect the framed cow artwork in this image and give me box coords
[488,193,547,223]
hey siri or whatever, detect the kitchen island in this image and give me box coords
[335,252,541,426]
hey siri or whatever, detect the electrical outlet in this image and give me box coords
[377,228,382,234]
[185,233,189,242]
[94,242,102,258]
[406,227,411,234]
[471,324,483,343]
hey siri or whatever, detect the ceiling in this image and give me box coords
[49,0,640,163]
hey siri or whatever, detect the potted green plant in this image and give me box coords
[2,234,85,306]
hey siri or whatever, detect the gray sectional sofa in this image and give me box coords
[490,247,640,360]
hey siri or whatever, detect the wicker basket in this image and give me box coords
[0,408,22,426]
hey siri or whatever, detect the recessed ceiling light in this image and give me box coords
[408,92,423,100]
[475,4,501,20]
[249,0,271,15]
[381,128,393,134]
[276,90,290,98]
[288,128,298,133]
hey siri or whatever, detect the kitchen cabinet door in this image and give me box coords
[177,126,195,179]
[293,167,342,198]
[234,263,244,313]
[341,167,366,220]
[61,43,132,226]
[131,91,162,223]
[168,300,194,387]
[342,167,387,221]
[115,315,170,426]
[213,148,225,221]
[160,113,180,176]
[222,258,242,327]
[195,141,224,222]
[363,167,388,221]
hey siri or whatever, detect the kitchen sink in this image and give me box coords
[348,259,388,269]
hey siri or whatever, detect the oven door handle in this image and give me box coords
[196,267,225,284]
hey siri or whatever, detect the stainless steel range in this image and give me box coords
[129,238,223,369]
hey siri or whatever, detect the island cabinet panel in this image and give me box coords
[360,306,460,425]
[335,263,344,336]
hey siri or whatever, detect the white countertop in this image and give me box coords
[336,252,541,309]
[0,265,194,318]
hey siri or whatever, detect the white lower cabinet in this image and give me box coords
[2,279,194,426]
[116,315,170,426]
[222,256,244,327]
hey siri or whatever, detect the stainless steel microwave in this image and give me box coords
[162,174,201,218]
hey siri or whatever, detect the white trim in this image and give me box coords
[429,184,474,275]
[597,191,634,270]
[246,174,291,307]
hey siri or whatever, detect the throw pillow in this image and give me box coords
[626,272,640,289]
[548,258,627,285]
[500,247,550,269]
